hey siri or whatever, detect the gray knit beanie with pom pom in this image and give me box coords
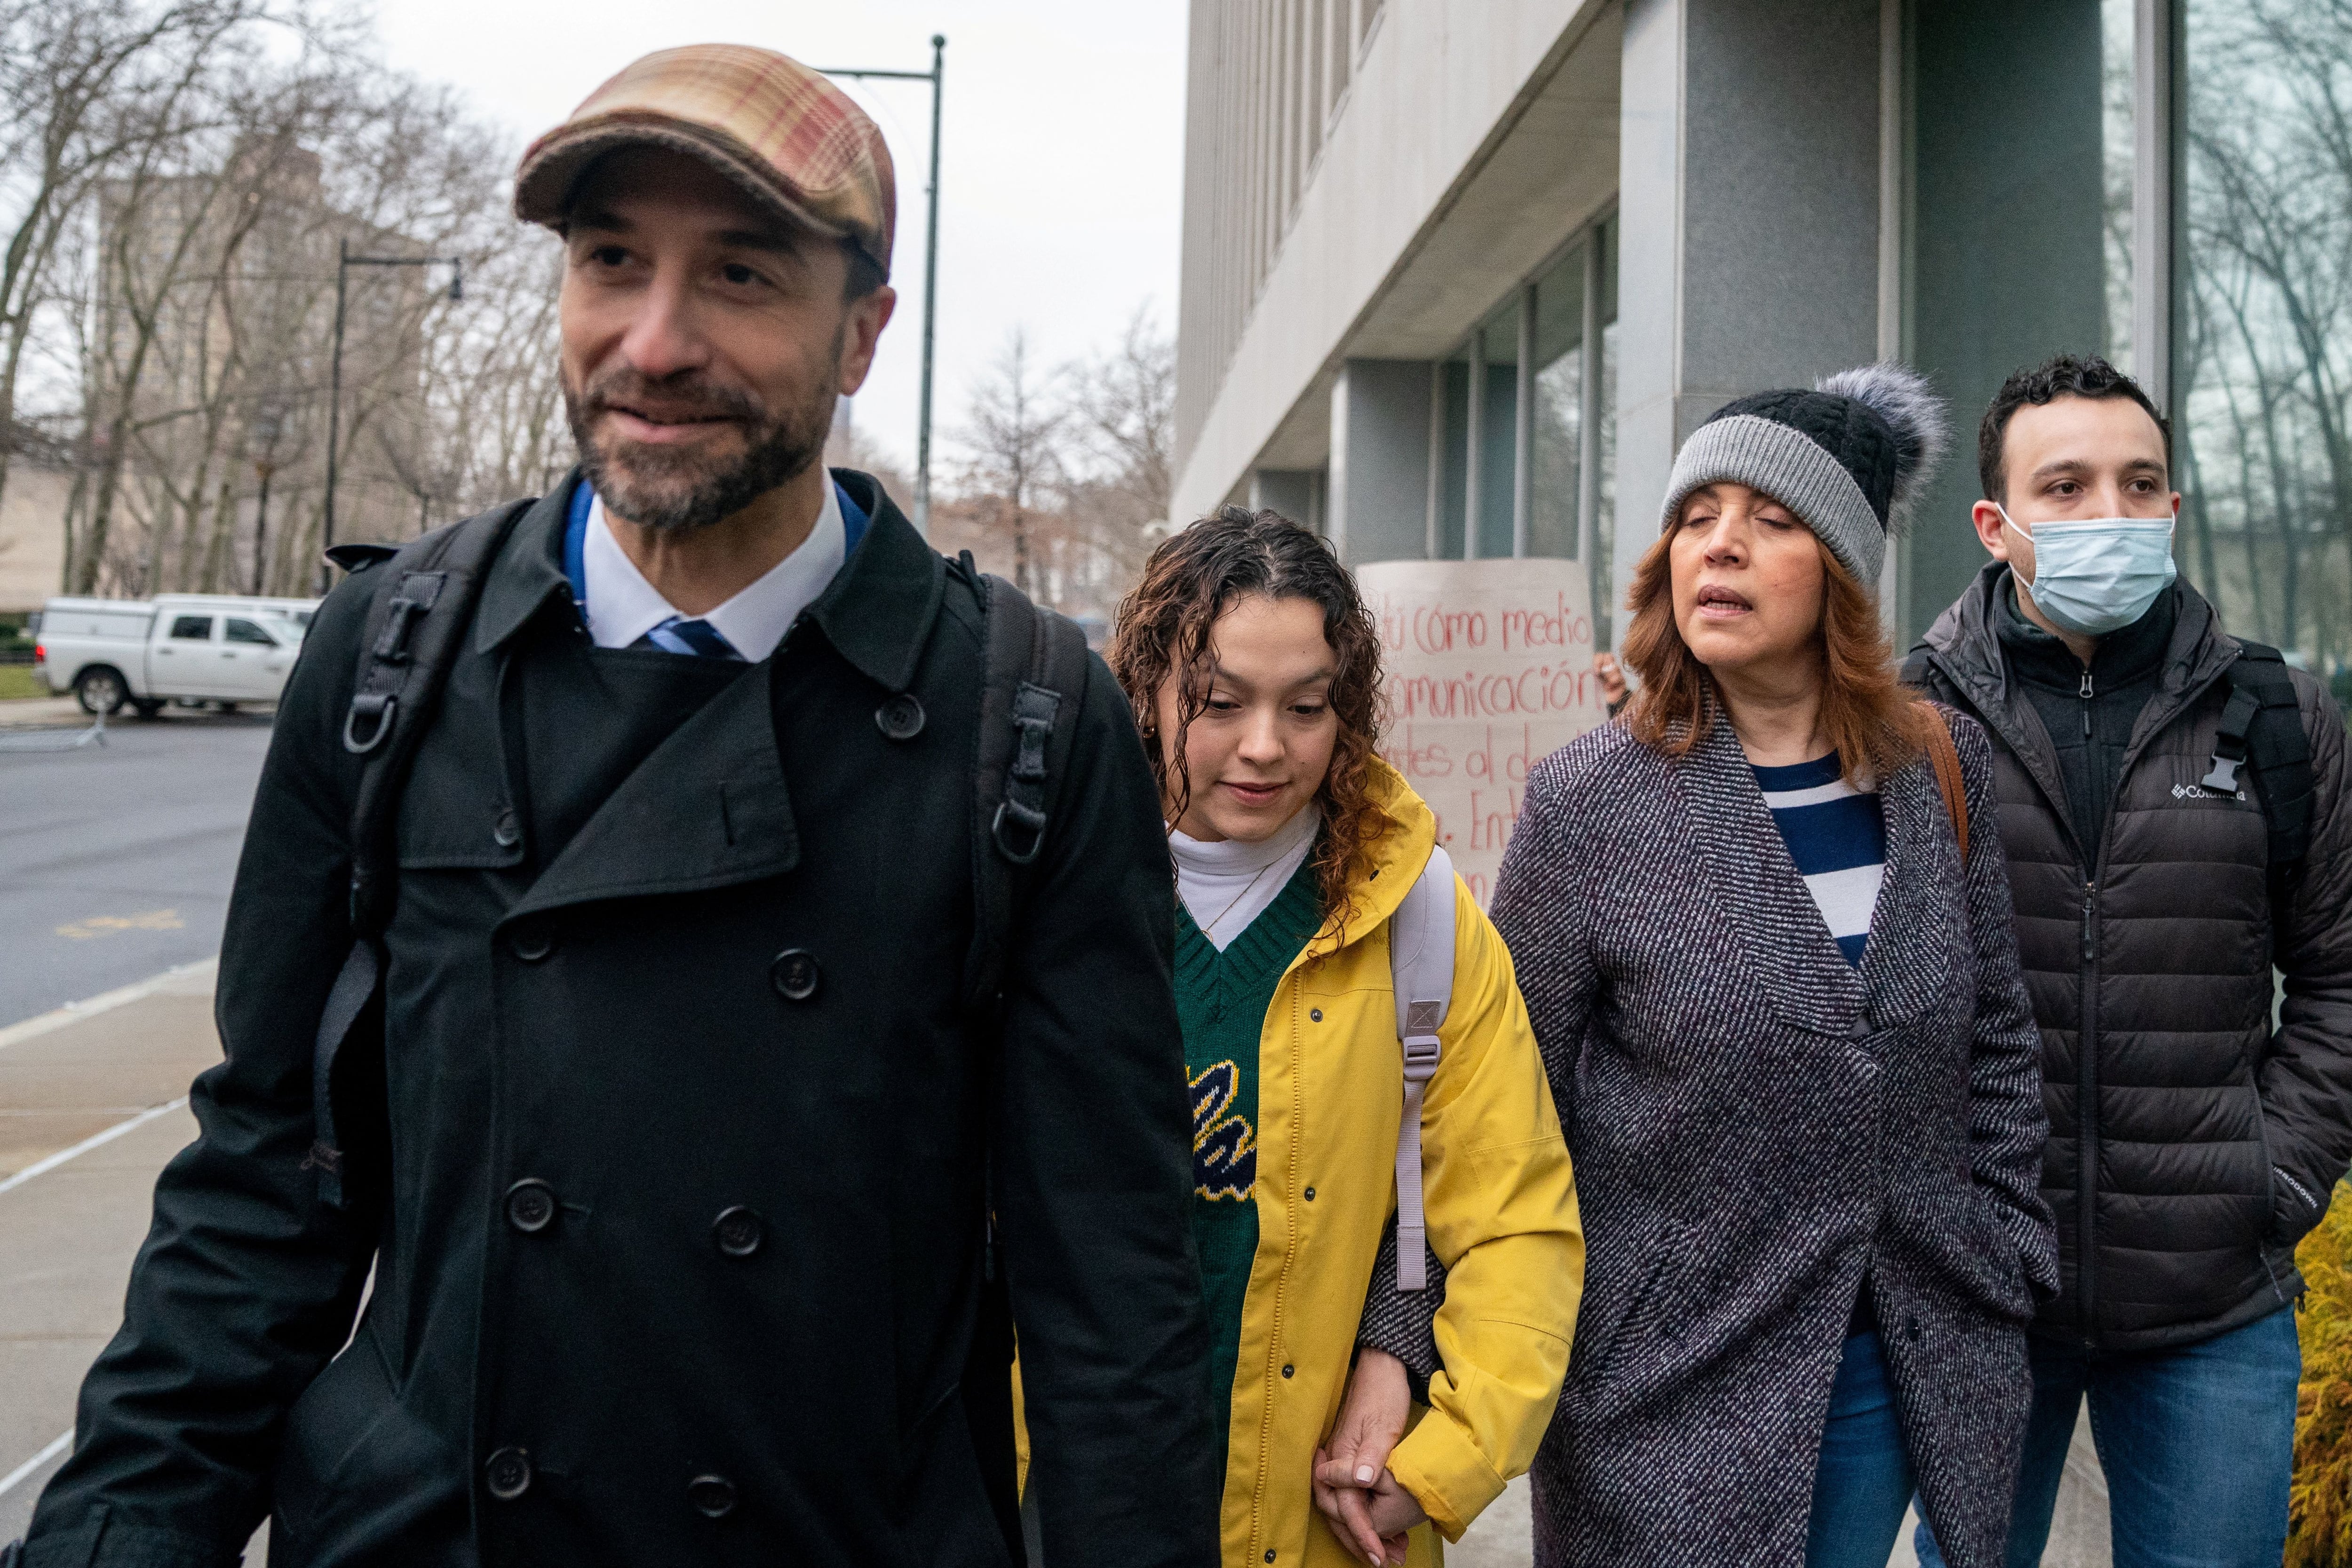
[1658,363,1949,589]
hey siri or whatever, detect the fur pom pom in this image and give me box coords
[1817,363,1949,522]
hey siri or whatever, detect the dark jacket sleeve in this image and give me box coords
[1355,1220,1444,1394]
[1947,711,2062,1297]
[24,575,382,1568]
[2257,675,2352,1243]
[992,649,1220,1568]
[1356,760,1598,1387]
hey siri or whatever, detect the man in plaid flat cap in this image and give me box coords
[11,45,1219,1568]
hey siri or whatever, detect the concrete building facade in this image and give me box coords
[0,460,72,614]
[1176,0,2352,683]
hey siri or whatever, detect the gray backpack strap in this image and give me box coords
[307,499,533,1208]
[1388,845,1456,1290]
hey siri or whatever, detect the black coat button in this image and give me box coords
[687,1474,738,1519]
[874,694,925,740]
[509,920,553,962]
[505,1179,557,1234]
[485,1447,533,1500]
[713,1206,764,1258]
[493,808,522,848]
[1310,1009,1322,1022]
[1281,1363,1294,1378]
[1303,1187,1316,1201]
[771,949,820,1002]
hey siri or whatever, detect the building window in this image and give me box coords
[1430,217,1618,634]
[1471,295,1518,561]
[2172,0,2352,685]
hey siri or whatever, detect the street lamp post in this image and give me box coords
[821,35,945,535]
[251,459,275,596]
[323,239,462,589]
[248,405,282,596]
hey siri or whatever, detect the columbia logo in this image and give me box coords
[2172,782,2246,802]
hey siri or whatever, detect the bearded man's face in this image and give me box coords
[556,147,883,531]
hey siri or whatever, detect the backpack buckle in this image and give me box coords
[1401,1033,1441,1083]
[2203,683,2261,792]
[1009,684,1058,781]
[343,691,397,754]
[991,797,1048,864]
[371,596,423,664]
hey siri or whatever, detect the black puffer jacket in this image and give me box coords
[1912,565,2352,1351]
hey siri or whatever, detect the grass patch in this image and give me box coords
[0,665,51,700]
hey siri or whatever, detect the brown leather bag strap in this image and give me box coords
[1917,702,1969,864]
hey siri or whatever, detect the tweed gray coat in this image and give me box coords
[1366,707,2057,1568]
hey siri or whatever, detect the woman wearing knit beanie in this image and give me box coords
[1357,367,2058,1568]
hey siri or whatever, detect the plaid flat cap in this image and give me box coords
[515,44,896,279]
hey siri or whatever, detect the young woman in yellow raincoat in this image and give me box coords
[1101,505,1586,1566]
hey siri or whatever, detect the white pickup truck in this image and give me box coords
[33,593,318,717]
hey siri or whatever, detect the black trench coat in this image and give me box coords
[24,471,1219,1568]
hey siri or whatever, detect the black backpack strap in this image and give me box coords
[325,541,400,574]
[2208,642,2316,953]
[962,562,1092,1011]
[307,499,533,1206]
[953,562,1089,1552]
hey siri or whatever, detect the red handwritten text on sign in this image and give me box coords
[1359,559,1612,907]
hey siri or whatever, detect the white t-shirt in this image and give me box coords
[580,483,845,663]
[1168,805,1320,951]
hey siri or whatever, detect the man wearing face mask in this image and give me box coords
[1905,354,2352,1567]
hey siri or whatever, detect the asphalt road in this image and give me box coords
[0,709,272,1029]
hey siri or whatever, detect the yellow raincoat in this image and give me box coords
[1215,759,1582,1564]
[1017,761,1581,1563]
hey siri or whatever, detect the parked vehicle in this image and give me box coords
[33,594,316,716]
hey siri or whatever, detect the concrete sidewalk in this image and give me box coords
[1448,1446,2107,1566]
[0,962,230,1545]
[0,697,89,731]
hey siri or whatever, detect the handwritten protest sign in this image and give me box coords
[1358,558,1613,906]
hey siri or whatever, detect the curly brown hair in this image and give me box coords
[1107,506,1392,932]
[1620,527,1931,782]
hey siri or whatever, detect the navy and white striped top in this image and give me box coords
[1752,754,1885,966]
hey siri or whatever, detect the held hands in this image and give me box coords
[1311,1348,1428,1565]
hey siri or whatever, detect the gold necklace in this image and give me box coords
[1198,854,1285,934]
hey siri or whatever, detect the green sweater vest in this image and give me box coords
[1176,857,1325,1456]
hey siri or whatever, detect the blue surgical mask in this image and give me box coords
[1999,505,2178,638]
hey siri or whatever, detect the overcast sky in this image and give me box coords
[372,0,1188,478]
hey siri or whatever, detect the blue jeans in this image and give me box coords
[1913,1306,2300,1568]
[1807,1331,1917,1568]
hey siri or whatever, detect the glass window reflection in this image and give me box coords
[2173,0,2352,692]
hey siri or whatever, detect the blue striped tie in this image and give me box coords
[634,616,743,660]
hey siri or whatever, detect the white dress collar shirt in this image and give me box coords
[581,482,846,664]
